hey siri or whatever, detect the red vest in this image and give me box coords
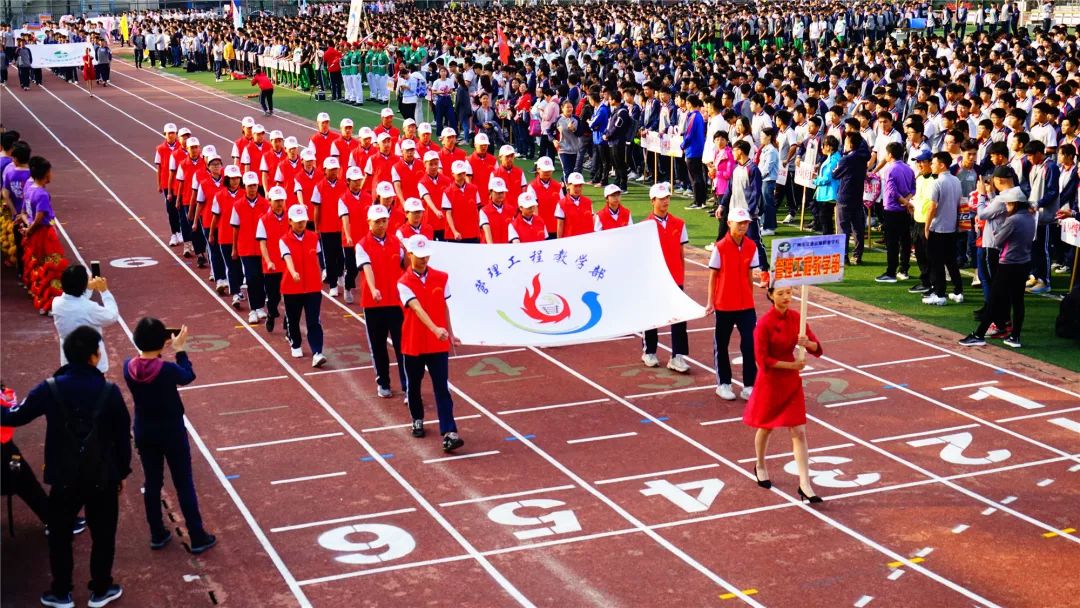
[233,196,270,256]
[399,268,450,355]
[396,222,434,242]
[233,135,252,162]
[339,188,372,244]
[214,188,244,241]
[511,214,547,243]
[374,125,401,146]
[198,174,225,226]
[386,204,407,237]
[358,233,404,308]
[646,213,686,286]
[419,173,449,231]
[392,159,423,200]
[334,136,359,158]
[444,182,481,239]
[350,144,376,171]
[558,195,594,237]
[309,130,341,167]
[711,234,759,311]
[294,168,323,220]
[176,155,204,206]
[530,178,562,233]
[260,148,287,182]
[596,205,631,231]
[315,178,347,233]
[416,140,441,158]
[274,158,304,205]
[259,209,289,273]
[365,152,399,195]
[280,230,323,294]
[481,202,518,244]
[438,146,466,177]
[468,153,496,205]
[169,147,188,195]
[155,140,179,191]
[493,165,526,206]
[242,141,269,175]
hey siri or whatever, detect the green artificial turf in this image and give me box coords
[144,63,1080,371]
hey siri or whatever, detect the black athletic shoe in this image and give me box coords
[442,432,464,452]
[265,315,275,333]
[958,334,986,346]
[908,284,930,294]
[150,531,173,550]
[72,517,87,535]
[196,254,207,268]
[87,585,123,608]
[411,420,425,438]
[1003,335,1022,348]
[189,534,217,555]
[875,274,897,283]
[39,591,74,608]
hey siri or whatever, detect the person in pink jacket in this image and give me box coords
[711,130,735,204]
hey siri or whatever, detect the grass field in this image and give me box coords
[136,62,1080,371]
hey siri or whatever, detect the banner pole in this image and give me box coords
[798,187,807,231]
[797,284,808,361]
[1070,246,1079,292]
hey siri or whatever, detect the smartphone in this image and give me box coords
[90,260,101,278]
[165,327,182,338]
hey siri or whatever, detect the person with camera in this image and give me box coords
[52,265,120,374]
[123,319,216,555]
[2,326,130,608]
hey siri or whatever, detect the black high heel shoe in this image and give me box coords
[754,468,772,489]
[798,486,823,504]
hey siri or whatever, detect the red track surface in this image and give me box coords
[2,62,1078,608]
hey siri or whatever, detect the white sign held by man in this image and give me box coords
[794,138,818,189]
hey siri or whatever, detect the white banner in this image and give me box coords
[1061,218,1080,247]
[346,0,364,44]
[425,222,706,347]
[794,138,818,189]
[27,42,91,68]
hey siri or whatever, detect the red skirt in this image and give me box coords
[83,64,96,82]
[742,366,807,429]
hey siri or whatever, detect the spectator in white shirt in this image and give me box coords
[51,265,120,373]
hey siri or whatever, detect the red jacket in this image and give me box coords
[257,209,289,273]
[557,195,594,237]
[443,181,481,239]
[529,177,563,233]
[357,233,404,308]
[279,230,323,294]
[399,268,450,355]
[231,196,270,256]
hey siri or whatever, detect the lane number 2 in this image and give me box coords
[907,432,1011,465]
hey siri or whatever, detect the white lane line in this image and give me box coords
[423,450,501,465]
[982,507,998,516]
[951,524,970,534]
[179,375,289,391]
[270,471,347,486]
[219,405,290,416]
[624,385,717,399]
[498,398,609,415]
[871,424,981,444]
[270,508,418,533]
[593,464,721,486]
[1071,464,1080,473]
[823,396,889,409]
[801,368,847,376]
[566,432,639,445]
[997,406,1080,423]
[941,380,999,391]
[914,547,934,558]
[976,386,1045,410]
[1036,478,1055,487]
[1000,496,1018,504]
[304,348,528,376]
[700,417,743,426]
[439,485,577,508]
[296,554,477,586]
[858,354,950,369]
[854,596,874,607]
[807,313,836,320]
[217,432,344,452]
[887,569,905,581]
[1048,417,1080,434]
[362,415,482,433]
[735,443,854,463]
[25,84,535,607]
[19,98,312,607]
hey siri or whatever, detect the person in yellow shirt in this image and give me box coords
[908,150,935,295]
[223,40,236,73]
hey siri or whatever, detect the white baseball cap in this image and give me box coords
[252,124,266,134]
[474,133,490,146]
[376,132,392,143]
[241,116,256,128]
[323,157,341,170]
[424,151,441,163]
[269,186,287,200]
[204,151,222,163]
[317,112,331,123]
[401,139,417,151]
[178,127,192,137]
[284,136,300,149]
[163,122,178,134]
[340,118,354,128]
[451,160,469,174]
[269,129,284,140]
[518,191,538,208]
[567,172,585,185]
[728,207,752,222]
[380,108,395,118]
[405,234,433,257]
[489,177,508,192]
[403,118,416,128]
[367,204,390,221]
[376,182,396,198]
[288,205,309,222]
[499,144,516,157]
[440,127,457,138]
[345,166,364,181]
[418,122,432,134]
[358,127,375,140]
[604,184,623,198]
[649,182,672,199]
[186,137,201,148]
[224,165,242,178]
[403,197,424,212]
[300,148,317,161]
[536,156,555,172]
[242,171,260,186]
[201,145,218,158]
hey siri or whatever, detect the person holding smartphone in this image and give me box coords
[124,319,216,555]
[52,265,120,373]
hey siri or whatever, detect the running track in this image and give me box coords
[1,61,1078,608]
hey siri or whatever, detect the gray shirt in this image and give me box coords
[997,211,1036,265]
[556,116,584,154]
[930,172,962,233]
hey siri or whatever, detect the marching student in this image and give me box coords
[417,150,449,240]
[415,123,441,158]
[356,204,408,398]
[364,132,400,196]
[230,116,255,167]
[230,172,270,323]
[309,112,341,168]
[239,125,269,177]
[209,165,246,302]
[555,172,594,238]
[398,234,464,452]
[280,205,327,367]
[529,156,562,238]
[154,123,183,248]
[392,139,424,207]
[640,182,690,373]
[508,192,548,243]
[594,184,633,231]
[271,137,303,207]
[479,177,517,244]
[258,130,288,193]
[437,128,466,176]
[193,153,227,285]
[165,127,192,249]
[397,198,434,242]
[338,166,374,304]
[311,157,347,296]
[291,147,323,225]
[334,118,359,158]
[373,181,407,237]
[348,127,377,172]
[705,207,760,402]
[493,145,527,207]
[442,160,482,243]
[468,133,497,207]
[257,187,291,333]
[172,136,205,261]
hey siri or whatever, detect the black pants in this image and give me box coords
[928,232,963,297]
[164,192,181,235]
[321,232,344,287]
[240,255,266,309]
[815,200,836,236]
[97,63,110,83]
[343,243,359,290]
[644,322,688,356]
[686,156,707,208]
[265,272,285,327]
[838,204,865,261]
[47,482,120,596]
[912,221,931,288]
[976,262,1029,339]
[713,308,757,386]
[610,142,628,190]
[218,244,245,295]
[329,71,343,100]
[137,433,208,543]
[1,440,49,524]
[364,306,407,391]
[284,292,323,353]
[18,66,31,88]
[404,352,457,435]
[883,210,912,276]
[399,102,416,121]
[259,89,274,113]
[592,144,610,185]
[134,48,144,68]
[178,206,206,254]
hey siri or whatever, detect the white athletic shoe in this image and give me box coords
[168,233,180,247]
[328,287,339,297]
[215,280,228,294]
[232,294,243,308]
[760,229,776,236]
[312,353,327,368]
[182,242,194,258]
[782,214,794,224]
[344,288,354,304]
[641,353,660,368]
[921,294,947,306]
[377,387,392,398]
[667,355,690,373]
[256,308,268,320]
[716,384,736,400]
[948,293,965,303]
[290,347,303,358]
[740,386,753,400]
[247,310,258,324]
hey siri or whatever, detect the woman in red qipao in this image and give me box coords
[82,48,96,93]
[742,285,825,503]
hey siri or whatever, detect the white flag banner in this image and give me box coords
[26,42,91,68]
[424,222,706,347]
[346,0,364,44]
